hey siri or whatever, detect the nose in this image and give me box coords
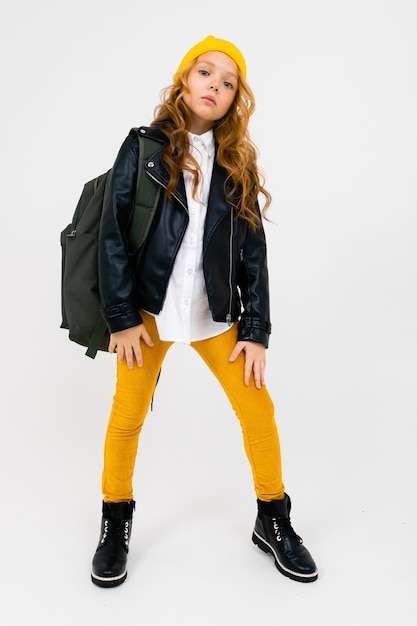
[210,84,219,92]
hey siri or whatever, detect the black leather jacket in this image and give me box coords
[98,126,272,347]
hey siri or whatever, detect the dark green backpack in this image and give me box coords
[60,129,161,358]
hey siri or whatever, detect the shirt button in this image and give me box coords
[187,268,193,275]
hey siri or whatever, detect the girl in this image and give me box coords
[92,35,318,587]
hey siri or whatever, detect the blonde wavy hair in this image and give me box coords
[150,64,271,229]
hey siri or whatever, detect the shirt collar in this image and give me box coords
[189,129,215,159]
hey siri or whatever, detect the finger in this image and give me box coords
[133,344,144,368]
[141,328,154,347]
[124,347,135,369]
[244,357,253,387]
[229,343,243,362]
[260,362,266,386]
[255,357,267,388]
[117,344,125,364]
[252,362,262,390]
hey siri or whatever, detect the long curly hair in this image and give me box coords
[150,64,271,229]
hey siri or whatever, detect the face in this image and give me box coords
[183,51,239,135]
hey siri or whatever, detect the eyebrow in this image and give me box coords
[195,59,238,79]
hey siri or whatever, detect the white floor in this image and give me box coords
[1,1,416,623]
[1,340,416,626]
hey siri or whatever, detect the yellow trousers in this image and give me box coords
[102,312,285,503]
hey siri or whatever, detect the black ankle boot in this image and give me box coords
[252,494,318,583]
[91,500,135,587]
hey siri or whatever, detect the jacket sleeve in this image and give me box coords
[237,207,272,348]
[98,131,144,333]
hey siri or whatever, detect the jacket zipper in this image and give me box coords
[148,166,233,324]
[146,170,188,212]
[226,208,234,325]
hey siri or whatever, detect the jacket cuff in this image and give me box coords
[238,317,271,348]
[101,302,143,334]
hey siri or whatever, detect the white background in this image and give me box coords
[0,0,416,624]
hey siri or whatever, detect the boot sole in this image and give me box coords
[91,570,127,588]
[252,531,318,583]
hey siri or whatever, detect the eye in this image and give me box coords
[224,81,234,90]
[198,69,209,76]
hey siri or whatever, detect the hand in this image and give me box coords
[229,341,266,389]
[108,323,154,369]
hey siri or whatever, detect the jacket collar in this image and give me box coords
[142,126,235,226]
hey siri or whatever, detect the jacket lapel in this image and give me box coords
[204,160,233,245]
[146,139,234,232]
[145,145,188,210]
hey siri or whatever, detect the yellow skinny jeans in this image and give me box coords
[102,312,285,503]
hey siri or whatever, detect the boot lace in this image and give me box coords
[272,516,303,544]
[100,519,109,544]
[100,519,130,547]
[122,521,130,547]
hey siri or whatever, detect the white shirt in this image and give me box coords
[152,130,230,343]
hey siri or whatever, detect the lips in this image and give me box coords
[202,96,216,105]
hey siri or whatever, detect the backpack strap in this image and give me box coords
[85,316,108,358]
[128,129,162,254]
[85,129,161,359]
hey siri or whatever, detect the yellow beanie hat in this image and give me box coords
[175,35,246,81]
